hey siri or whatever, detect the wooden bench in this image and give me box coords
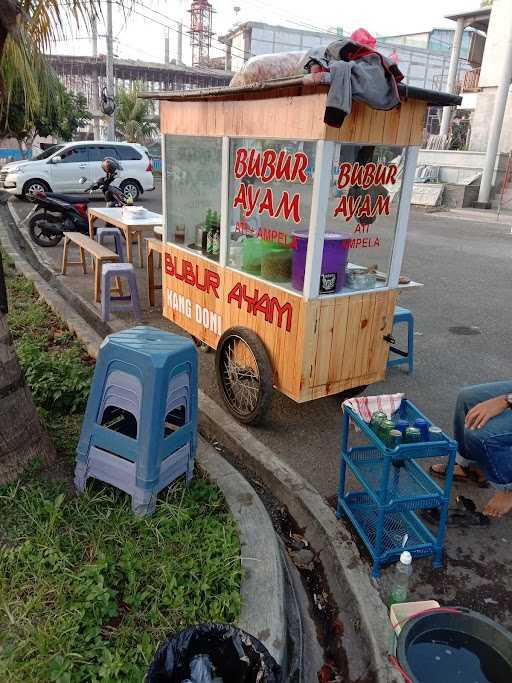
[145,237,163,307]
[61,232,120,303]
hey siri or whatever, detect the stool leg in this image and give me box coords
[114,232,125,262]
[157,252,162,269]
[131,487,156,516]
[407,315,414,374]
[137,232,143,268]
[79,246,87,274]
[100,268,111,321]
[95,259,103,304]
[74,460,89,493]
[61,237,69,275]
[129,273,142,320]
[147,248,155,307]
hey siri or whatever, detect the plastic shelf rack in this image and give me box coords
[337,399,457,578]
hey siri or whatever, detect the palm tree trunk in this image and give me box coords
[0,256,55,484]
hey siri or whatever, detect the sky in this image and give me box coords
[52,0,480,66]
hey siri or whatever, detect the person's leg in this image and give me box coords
[454,381,512,461]
[463,412,512,517]
[432,381,512,483]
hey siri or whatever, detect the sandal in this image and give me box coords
[429,463,488,488]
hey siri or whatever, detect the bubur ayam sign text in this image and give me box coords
[232,147,398,248]
[164,251,293,336]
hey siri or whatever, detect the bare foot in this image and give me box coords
[483,491,512,518]
[430,463,487,484]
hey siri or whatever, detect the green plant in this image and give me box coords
[0,476,241,682]
[115,87,158,143]
[16,339,93,413]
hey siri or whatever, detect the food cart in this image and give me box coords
[143,78,458,424]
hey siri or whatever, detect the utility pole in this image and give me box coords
[177,22,183,64]
[477,23,512,207]
[164,28,170,64]
[91,15,101,140]
[105,0,115,141]
[439,17,465,139]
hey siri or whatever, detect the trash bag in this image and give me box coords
[145,624,282,683]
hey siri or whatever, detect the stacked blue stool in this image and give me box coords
[74,326,198,515]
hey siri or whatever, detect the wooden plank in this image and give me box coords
[161,94,422,145]
[312,302,336,387]
[353,293,377,378]
[383,108,400,146]
[340,295,363,380]
[395,100,414,146]
[409,100,427,145]
[326,297,350,387]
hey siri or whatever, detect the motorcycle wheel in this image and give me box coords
[29,213,63,247]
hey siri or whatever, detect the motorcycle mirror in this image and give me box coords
[78,176,87,184]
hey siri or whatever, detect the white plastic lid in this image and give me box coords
[400,551,412,565]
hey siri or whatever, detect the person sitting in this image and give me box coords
[431,382,512,518]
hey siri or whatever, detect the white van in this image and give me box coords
[0,140,155,200]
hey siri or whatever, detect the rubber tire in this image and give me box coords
[29,213,63,247]
[215,326,273,425]
[119,179,141,202]
[22,179,51,200]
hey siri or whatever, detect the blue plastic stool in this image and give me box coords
[101,262,142,322]
[387,305,414,374]
[96,226,125,262]
[74,326,198,515]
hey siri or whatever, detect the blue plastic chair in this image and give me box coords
[387,306,414,374]
[74,326,198,515]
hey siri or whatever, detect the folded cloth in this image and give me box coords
[343,393,404,425]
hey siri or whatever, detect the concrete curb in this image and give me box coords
[199,439,286,665]
[199,394,400,683]
[3,199,397,681]
[0,206,287,668]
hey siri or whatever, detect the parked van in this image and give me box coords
[0,140,154,200]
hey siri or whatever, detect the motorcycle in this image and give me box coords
[26,172,128,247]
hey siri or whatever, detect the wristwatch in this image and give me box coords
[506,394,512,409]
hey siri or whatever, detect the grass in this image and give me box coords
[0,250,242,682]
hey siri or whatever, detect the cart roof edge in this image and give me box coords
[138,76,462,107]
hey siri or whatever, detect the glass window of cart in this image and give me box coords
[228,138,316,294]
[164,135,222,261]
[325,143,405,294]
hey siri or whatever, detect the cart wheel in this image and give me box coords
[191,335,212,353]
[215,327,273,425]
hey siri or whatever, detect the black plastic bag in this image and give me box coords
[145,624,282,683]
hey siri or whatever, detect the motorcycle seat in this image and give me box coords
[45,193,95,204]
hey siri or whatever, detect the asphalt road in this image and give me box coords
[14,182,512,625]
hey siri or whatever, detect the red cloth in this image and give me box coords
[350,28,377,50]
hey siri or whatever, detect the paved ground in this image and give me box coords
[13,188,512,628]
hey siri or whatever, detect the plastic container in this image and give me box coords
[261,245,292,282]
[388,551,413,606]
[396,607,512,683]
[242,238,273,275]
[291,230,351,294]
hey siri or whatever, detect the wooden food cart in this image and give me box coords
[143,79,458,424]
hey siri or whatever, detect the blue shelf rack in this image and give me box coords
[337,399,457,577]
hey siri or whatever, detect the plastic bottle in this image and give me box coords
[388,551,413,606]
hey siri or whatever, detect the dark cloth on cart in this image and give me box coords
[305,38,404,128]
